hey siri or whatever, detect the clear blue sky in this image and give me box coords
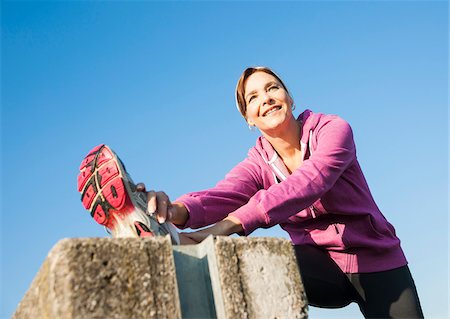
[1,1,448,318]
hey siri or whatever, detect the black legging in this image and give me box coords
[294,245,424,318]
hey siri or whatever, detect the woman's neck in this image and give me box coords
[262,116,302,160]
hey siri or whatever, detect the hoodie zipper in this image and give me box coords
[310,205,317,218]
[308,130,317,219]
[334,224,340,234]
[267,127,319,218]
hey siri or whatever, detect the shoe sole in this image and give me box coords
[77,144,143,230]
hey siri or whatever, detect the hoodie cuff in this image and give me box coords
[228,198,269,235]
[173,194,206,229]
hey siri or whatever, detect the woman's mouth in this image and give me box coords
[262,106,282,117]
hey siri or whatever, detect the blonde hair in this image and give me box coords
[235,66,291,119]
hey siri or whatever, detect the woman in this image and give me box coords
[79,66,423,317]
[139,67,424,318]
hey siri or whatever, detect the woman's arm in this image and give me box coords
[182,116,356,242]
[174,155,264,229]
[139,155,263,230]
[228,116,357,235]
[180,215,243,244]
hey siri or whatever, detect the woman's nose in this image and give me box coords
[262,92,274,105]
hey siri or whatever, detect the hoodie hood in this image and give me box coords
[254,109,325,182]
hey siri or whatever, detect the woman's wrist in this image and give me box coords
[223,216,244,235]
[171,202,189,226]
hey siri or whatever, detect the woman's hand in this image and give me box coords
[181,216,244,244]
[177,233,200,245]
[136,183,189,226]
[135,183,244,244]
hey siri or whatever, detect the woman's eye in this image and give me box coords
[248,95,256,103]
[268,85,279,92]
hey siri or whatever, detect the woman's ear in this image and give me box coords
[289,95,294,107]
[247,119,255,127]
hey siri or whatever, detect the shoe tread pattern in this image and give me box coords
[78,145,130,227]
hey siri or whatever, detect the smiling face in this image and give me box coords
[244,71,294,134]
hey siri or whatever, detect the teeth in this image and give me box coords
[263,106,281,116]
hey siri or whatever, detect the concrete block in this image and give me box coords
[172,240,217,318]
[13,237,181,319]
[173,236,308,319]
[15,236,307,319]
[214,237,308,319]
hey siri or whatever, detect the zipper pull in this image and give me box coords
[310,206,316,218]
[334,224,340,234]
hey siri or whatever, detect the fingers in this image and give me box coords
[138,184,173,224]
[147,190,157,213]
[155,191,170,223]
[178,233,200,245]
[180,231,210,243]
[136,183,146,192]
[146,190,171,224]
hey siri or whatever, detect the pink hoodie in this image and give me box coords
[176,110,407,273]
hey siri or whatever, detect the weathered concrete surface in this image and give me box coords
[173,236,308,319]
[14,236,307,319]
[13,237,180,319]
[214,237,308,319]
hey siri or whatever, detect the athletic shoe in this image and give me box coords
[77,144,179,244]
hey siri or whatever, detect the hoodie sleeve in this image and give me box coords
[229,116,356,235]
[174,155,263,229]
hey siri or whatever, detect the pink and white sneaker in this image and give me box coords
[77,144,179,244]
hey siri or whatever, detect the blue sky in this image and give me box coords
[1,1,448,318]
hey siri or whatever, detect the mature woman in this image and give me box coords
[144,67,423,318]
[78,66,423,318]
